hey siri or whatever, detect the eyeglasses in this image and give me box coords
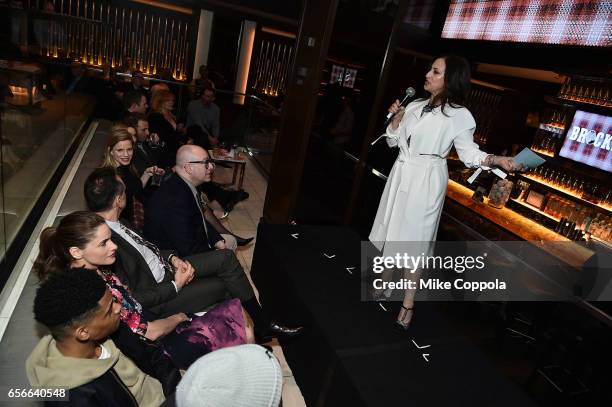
[188,159,215,167]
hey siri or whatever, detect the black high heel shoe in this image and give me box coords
[234,235,254,246]
[394,305,413,331]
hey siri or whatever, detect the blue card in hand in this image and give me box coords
[514,148,547,169]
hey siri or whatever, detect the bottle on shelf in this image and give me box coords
[577,180,585,196]
[555,217,566,234]
[603,189,612,208]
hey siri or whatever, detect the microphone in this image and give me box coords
[385,87,415,123]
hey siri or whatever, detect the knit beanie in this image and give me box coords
[176,344,283,407]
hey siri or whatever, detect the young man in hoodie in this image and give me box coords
[26,268,180,406]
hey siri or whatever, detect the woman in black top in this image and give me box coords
[148,89,188,168]
[102,126,164,232]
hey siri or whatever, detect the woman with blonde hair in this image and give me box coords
[103,126,164,231]
[148,89,187,167]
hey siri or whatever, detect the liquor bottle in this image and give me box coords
[583,214,592,233]
[559,77,569,98]
[603,189,612,207]
[570,178,580,194]
[545,136,555,154]
[550,169,558,184]
[567,221,578,238]
[555,217,566,233]
[577,180,585,196]
[545,196,555,216]
[590,185,600,204]
[558,174,569,190]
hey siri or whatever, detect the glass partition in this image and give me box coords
[1,4,97,285]
[168,84,281,177]
[0,62,96,275]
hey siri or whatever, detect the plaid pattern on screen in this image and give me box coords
[559,110,612,173]
[330,65,345,85]
[442,0,612,47]
[343,68,357,88]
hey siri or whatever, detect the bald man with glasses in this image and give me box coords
[144,145,239,254]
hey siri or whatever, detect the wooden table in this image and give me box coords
[209,149,247,190]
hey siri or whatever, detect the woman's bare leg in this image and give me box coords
[396,268,420,327]
[243,308,256,344]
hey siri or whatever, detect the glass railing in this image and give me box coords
[0,60,96,276]
[214,89,280,175]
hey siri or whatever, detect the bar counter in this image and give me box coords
[445,179,595,269]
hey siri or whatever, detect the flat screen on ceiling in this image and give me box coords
[441,0,612,47]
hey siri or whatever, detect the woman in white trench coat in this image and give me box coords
[369,56,521,329]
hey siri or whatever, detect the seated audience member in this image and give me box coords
[186,86,220,148]
[124,90,148,114]
[33,212,254,369]
[118,70,147,95]
[145,145,242,254]
[183,125,250,220]
[26,268,180,406]
[193,65,215,98]
[176,344,283,407]
[149,89,187,168]
[124,112,162,175]
[102,126,164,232]
[150,82,170,98]
[84,168,299,340]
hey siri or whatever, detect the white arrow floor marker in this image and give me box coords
[411,340,431,349]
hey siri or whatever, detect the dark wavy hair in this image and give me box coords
[425,55,472,115]
[33,211,106,280]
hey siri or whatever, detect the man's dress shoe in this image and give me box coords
[257,322,304,343]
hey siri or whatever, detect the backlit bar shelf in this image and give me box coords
[521,174,612,215]
[510,198,560,222]
[558,95,611,108]
[539,123,565,134]
[530,148,555,157]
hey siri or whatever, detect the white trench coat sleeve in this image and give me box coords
[369,100,489,252]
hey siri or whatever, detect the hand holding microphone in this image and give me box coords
[388,100,405,130]
[372,87,416,146]
[385,87,415,128]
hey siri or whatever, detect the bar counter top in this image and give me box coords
[445,179,594,268]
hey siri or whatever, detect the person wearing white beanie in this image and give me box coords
[177,344,283,407]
